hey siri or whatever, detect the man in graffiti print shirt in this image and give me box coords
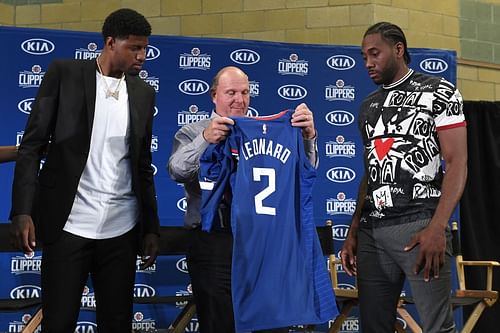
[341,22,467,333]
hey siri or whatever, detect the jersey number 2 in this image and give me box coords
[253,167,276,216]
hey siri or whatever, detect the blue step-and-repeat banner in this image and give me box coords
[0,26,459,332]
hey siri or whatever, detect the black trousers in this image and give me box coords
[187,228,288,333]
[41,229,138,333]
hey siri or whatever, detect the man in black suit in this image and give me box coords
[10,8,160,333]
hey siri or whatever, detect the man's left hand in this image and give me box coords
[404,223,446,282]
[291,103,316,139]
[140,233,160,269]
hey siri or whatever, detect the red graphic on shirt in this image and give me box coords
[374,138,394,161]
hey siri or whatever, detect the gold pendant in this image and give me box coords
[106,90,119,100]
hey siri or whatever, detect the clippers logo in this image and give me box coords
[134,283,156,298]
[132,312,156,331]
[277,84,307,100]
[151,163,158,176]
[74,42,101,60]
[179,47,211,70]
[246,107,259,117]
[151,135,158,152]
[328,316,359,332]
[178,104,210,126]
[21,38,55,55]
[146,45,161,60]
[178,79,209,95]
[139,70,160,92]
[326,167,356,183]
[325,110,355,126]
[18,65,45,88]
[136,254,157,273]
[10,285,41,299]
[278,53,309,76]
[230,49,260,65]
[81,286,96,308]
[326,192,356,216]
[419,58,448,74]
[75,321,97,333]
[175,285,192,307]
[332,223,350,241]
[325,135,356,158]
[8,314,41,333]
[176,257,189,273]
[11,252,41,275]
[185,318,199,333]
[177,197,187,212]
[326,55,355,70]
[325,79,355,102]
[249,80,260,97]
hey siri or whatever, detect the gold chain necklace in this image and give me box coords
[96,57,124,100]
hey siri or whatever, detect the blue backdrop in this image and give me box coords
[0,26,459,332]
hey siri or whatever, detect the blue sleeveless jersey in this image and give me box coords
[199,110,338,332]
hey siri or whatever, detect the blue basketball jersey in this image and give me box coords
[199,110,338,332]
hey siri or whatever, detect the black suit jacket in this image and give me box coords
[11,59,160,244]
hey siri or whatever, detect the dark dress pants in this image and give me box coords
[187,228,289,333]
[41,228,138,333]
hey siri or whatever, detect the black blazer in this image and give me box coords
[11,59,160,244]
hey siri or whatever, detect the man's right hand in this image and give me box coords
[340,233,358,277]
[202,117,235,144]
[10,214,36,254]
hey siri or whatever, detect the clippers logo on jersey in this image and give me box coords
[132,312,157,332]
[18,65,45,88]
[75,321,97,333]
[249,80,260,97]
[179,47,211,70]
[81,286,96,308]
[8,314,41,333]
[332,224,350,241]
[74,42,101,60]
[134,283,156,298]
[146,45,161,60]
[325,79,355,102]
[150,135,158,152]
[419,58,448,74]
[325,110,355,126]
[178,79,209,95]
[11,252,41,275]
[139,70,160,92]
[230,49,260,65]
[278,53,309,76]
[21,38,55,55]
[178,104,210,126]
[326,192,356,216]
[246,107,259,117]
[176,257,189,273]
[10,285,41,299]
[325,135,356,158]
[177,197,187,212]
[18,98,34,114]
[326,55,355,70]
[136,254,157,273]
[277,84,307,100]
[326,167,356,183]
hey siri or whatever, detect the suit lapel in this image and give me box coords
[83,60,97,138]
[126,75,142,140]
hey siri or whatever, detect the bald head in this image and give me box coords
[211,66,250,117]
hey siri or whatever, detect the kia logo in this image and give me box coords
[134,284,156,297]
[176,257,189,273]
[246,107,259,117]
[419,58,448,74]
[277,84,307,100]
[76,321,97,331]
[146,45,160,61]
[326,167,356,183]
[21,38,55,55]
[325,110,354,126]
[178,79,209,95]
[177,197,187,212]
[18,98,35,114]
[337,283,356,290]
[332,224,350,241]
[326,55,355,70]
[230,49,260,65]
[151,163,157,176]
[10,285,41,299]
[153,106,159,117]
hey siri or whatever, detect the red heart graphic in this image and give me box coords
[374,138,394,160]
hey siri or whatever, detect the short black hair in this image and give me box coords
[364,22,411,64]
[102,8,151,41]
